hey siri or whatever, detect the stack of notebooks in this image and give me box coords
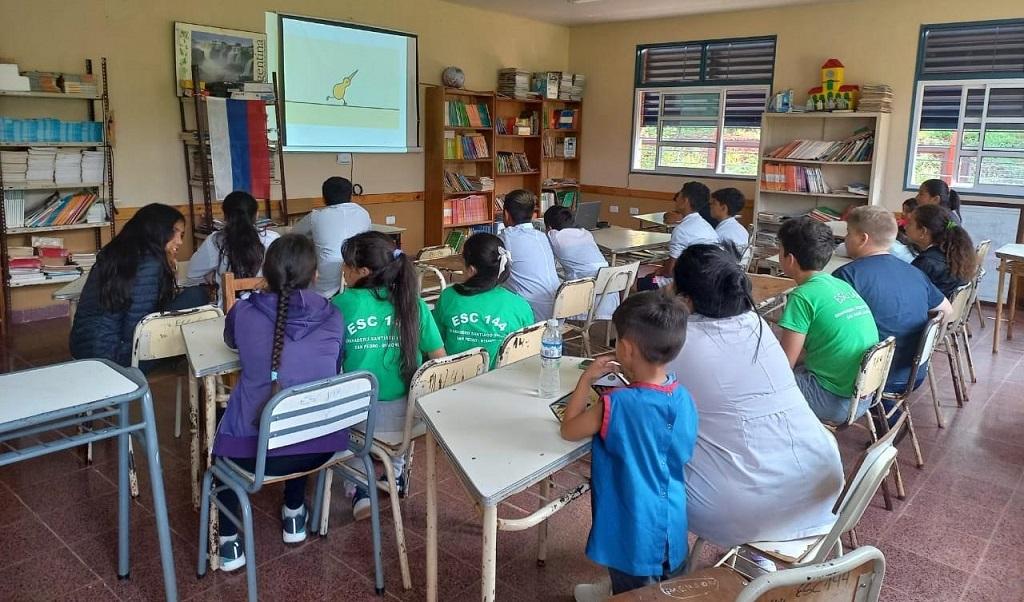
[443,172,493,193]
[442,194,490,226]
[858,85,893,113]
[1,151,28,182]
[443,132,489,160]
[21,192,99,227]
[26,147,57,182]
[761,164,830,194]
[60,73,98,96]
[22,71,61,93]
[70,252,97,271]
[444,100,492,128]
[497,69,534,99]
[764,129,874,162]
[82,150,104,182]
[496,151,533,173]
[38,246,79,282]
[807,207,843,223]
[8,255,46,285]
[55,149,83,184]
[3,190,25,228]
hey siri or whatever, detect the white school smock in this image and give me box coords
[668,212,719,258]
[667,311,844,548]
[547,228,619,320]
[184,229,280,306]
[715,216,750,252]
[500,222,561,321]
[291,202,371,298]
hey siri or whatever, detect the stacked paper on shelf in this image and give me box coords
[81,150,104,183]
[60,73,98,96]
[1,150,28,181]
[3,190,25,228]
[26,147,56,182]
[71,252,97,271]
[22,71,60,93]
[0,64,30,91]
[8,256,45,285]
[55,150,83,184]
[497,68,534,99]
[858,84,893,113]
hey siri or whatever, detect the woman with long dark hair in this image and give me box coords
[667,244,843,550]
[906,204,976,299]
[70,203,206,367]
[185,190,279,306]
[916,178,962,223]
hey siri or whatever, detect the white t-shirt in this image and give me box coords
[292,202,371,297]
[500,222,561,321]
[185,229,280,306]
[547,228,618,320]
[715,216,750,251]
[668,212,719,258]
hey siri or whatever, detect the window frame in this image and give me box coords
[904,19,1024,200]
[630,36,776,180]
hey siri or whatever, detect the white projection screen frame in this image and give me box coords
[273,13,420,153]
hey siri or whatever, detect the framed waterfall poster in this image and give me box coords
[174,22,267,96]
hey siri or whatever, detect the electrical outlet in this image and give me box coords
[629,207,639,215]
[336,153,352,164]
[610,205,619,213]
[385,215,396,225]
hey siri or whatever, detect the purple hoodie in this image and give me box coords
[212,289,347,458]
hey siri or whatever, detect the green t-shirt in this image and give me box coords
[778,273,879,398]
[332,287,444,402]
[432,286,536,369]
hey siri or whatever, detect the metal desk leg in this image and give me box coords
[1009,272,1019,341]
[425,431,438,602]
[140,390,179,602]
[537,479,550,567]
[994,260,1007,353]
[481,504,498,602]
[203,374,220,571]
[189,373,200,509]
[118,401,131,579]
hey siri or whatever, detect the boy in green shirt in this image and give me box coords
[776,217,880,425]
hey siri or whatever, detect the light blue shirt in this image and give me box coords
[500,222,560,321]
[668,212,719,258]
[292,203,371,298]
[547,227,618,320]
[714,216,749,253]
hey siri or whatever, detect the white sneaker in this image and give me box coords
[352,487,372,521]
[573,577,612,602]
[281,505,308,544]
[219,537,246,572]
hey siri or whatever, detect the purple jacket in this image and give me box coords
[212,289,347,458]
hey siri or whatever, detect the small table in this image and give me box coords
[53,274,87,319]
[0,360,178,601]
[371,223,407,247]
[749,273,796,313]
[763,253,852,276]
[992,243,1024,353]
[633,212,674,232]
[419,355,591,602]
[592,226,673,266]
[182,315,240,572]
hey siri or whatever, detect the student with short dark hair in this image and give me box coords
[500,189,561,320]
[709,187,748,251]
[432,233,534,369]
[643,182,718,286]
[776,217,880,424]
[906,204,976,299]
[292,176,371,297]
[916,178,962,224]
[544,205,618,320]
[562,291,697,598]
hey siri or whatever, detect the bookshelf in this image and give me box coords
[752,111,889,262]
[541,98,582,212]
[424,87,497,247]
[0,58,114,333]
[493,96,543,218]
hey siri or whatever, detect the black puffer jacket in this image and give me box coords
[70,256,168,367]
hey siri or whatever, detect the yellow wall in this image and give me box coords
[568,0,1024,209]
[0,0,568,206]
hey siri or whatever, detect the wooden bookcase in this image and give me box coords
[541,98,582,211]
[493,96,543,213]
[752,111,890,260]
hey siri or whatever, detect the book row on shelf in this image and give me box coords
[0,64,98,95]
[764,128,874,162]
[496,151,533,174]
[543,136,577,159]
[443,132,489,160]
[7,237,95,286]
[754,207,844,252]
[0,118,104,144]
[442,194,491,226]
[4,191,101,228]
[1,148,103,185]
[444,100,492,128]
[761,164,833,194]
[444,171,494,194]
[495,112,539,136]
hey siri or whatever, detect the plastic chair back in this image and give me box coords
[399,348,489,454]
[223,272,267,313]
[588,262,638,323]
[496,321,547,368]
[947,282,974,331]
[737,545,886,602]
[896,314,943,400]
[553,277,596,321]
[840,337,896,426]
[975,239,991,278]
[131,305,223,366]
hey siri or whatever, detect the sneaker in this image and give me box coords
[573,578,611,602]
[352,487,371,522]
[281,505,308,544]
[379,471,408,498]
[219,538,246,572]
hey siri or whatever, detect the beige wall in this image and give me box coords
[568,0,1023,209]
[0,0,568,206]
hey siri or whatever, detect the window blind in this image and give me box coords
[922,21,1024,77]
[637,37,775,86]
[724,89,769,128]
[639,45,703,85]
[706,39,776,83]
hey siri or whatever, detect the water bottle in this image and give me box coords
[539,319,562,398]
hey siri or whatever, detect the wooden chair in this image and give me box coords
[969,239,991,331]
[584,262,639,354]
[222,272,266,313]
[496,321,547,368]
[553,277,597,357]
[415,244,453,261]
[347,348,489,590]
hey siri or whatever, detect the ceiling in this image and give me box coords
[444,0,839,25]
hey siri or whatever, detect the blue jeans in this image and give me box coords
[793,365,869,425]
[608,559,683,596]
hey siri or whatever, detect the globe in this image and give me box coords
[442,66,465,89]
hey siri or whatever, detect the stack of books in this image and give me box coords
[26,147,57,182]
[442,194,490,226]
[857,85,893,113]
[70,252,97,271]
[765,129,874,162]
[60,73,98,96]
[0,118,103,143]
[495,112,539,136]
[22,71,60,93]
[3,190,25,228]
[230,82,275,101]
[55,149,83,184]
[497,69,534,99]
[444,100,492,128]
[807,207,843,223]
[496,151,533,174]
[443,132,489,160]
[38,246,79,282]
[8,255,45,285]
[82,150,104,182]
[1,151,28,182]
[761,164,831,194]
[559,73,585,101]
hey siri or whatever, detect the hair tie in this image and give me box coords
[392,249,404,260]
[946,220,957,231]
[496,246,511,274]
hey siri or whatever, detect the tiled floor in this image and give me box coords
[1,311,1022,601]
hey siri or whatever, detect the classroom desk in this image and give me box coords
[182,315,240,572]
[0,360,178,601]
[417,254,466,275]
[419,355,591,602]
[592,226,672,266]
[762,253,852,276]
[749,273,796,313]
[992,243,1024,353]
[633,212,674,232]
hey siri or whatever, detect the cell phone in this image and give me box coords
[592,371,630,397]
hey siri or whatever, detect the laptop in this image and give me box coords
[574,200,602,231]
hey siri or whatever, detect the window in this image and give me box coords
[907,20,1024,197]
[631,37,775,178]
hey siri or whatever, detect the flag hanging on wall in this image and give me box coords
[206,98,271,201]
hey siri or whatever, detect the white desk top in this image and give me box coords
[0,360,140,426]
[764,253,853,274]
[182,316,240,379]
[417,355,590,506]
[592,226,672,254]
[53,274,87,301]
[995,243,1024,261]
[634,212,672,228]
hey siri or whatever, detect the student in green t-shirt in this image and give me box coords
[776,217,880,425]
[332,231,446,520]
[433,233,536,369]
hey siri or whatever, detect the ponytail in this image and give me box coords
[912,205,975,281]
[262,234,318,393]
[921,178,962,217]
[342,231,421,382]
[455,233,510,296]
[220,191,265,278]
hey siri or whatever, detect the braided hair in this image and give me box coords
[262,234,317,392]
